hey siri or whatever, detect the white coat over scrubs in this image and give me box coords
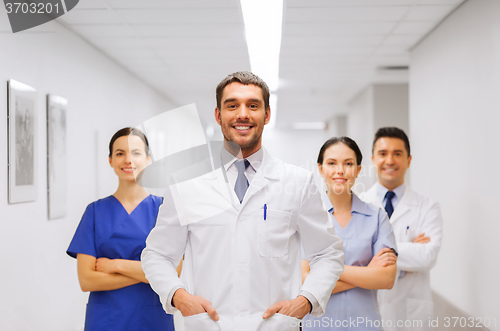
[141,148,345,331]
[360,183,443,331]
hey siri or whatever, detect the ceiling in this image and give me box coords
[56,0,465,128]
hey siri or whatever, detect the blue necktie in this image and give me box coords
[234,159,250,203]
[385,191,396,218]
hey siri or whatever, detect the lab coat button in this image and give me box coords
[239,216,245,221]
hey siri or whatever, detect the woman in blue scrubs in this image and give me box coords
[67,128,176,331]
[302,137,397,331]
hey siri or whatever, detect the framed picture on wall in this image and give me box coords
[7,79,38,204]
[47,95,67,219]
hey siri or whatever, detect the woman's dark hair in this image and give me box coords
[317,136,363,166]
[108,127,150,157]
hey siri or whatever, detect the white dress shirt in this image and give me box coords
[222,147,262,189]
[375,182,406,211]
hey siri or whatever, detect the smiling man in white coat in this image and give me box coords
[141,72,344,331]
[359,127,443,331]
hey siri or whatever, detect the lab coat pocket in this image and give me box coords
[84,303,110,330]
[260,313,301,331]
[183,312,221,331]
[257,209,293,258]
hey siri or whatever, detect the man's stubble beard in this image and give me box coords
[220,118,264,155]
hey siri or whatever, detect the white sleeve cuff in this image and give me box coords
[163,285,185,314]
[298,290,319,314]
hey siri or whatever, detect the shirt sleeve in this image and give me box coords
[67,203,97,259]
[298,290,319,312]
[372,208,398,256]
[299,246,320,311]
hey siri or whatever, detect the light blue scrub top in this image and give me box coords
[303,193,397,331]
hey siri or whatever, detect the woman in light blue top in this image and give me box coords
[302,137,398,331]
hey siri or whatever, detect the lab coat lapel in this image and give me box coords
[390,186,417,224]
[241,148,278,207]
[362,184,383,209]
[202,167,239,211]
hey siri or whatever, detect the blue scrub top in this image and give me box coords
[303,193,397,331]
[67,195,175,331]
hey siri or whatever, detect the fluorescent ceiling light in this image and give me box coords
[292,122,327,130]
[240,0,283,93]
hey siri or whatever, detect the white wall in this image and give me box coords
[347,83,409,194]
[347,87,375,193]
[264,129,328,170]
[347,86,374,156]
[0,15,176,331]
[372,84,409,135]
[327,115,347,138]
[410,0,500,329]
[263,128,330,189]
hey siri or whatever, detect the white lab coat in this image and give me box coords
[359,184,443,331]
[142,148,344,331]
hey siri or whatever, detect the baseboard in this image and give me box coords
[432,291,491,331]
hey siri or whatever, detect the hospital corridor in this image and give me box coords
[0,0,498,330]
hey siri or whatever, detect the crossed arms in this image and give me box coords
[76,254,182,292]
[302,247,397,294]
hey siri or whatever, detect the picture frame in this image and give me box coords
[7,79,37,204]
[47,95,67,219]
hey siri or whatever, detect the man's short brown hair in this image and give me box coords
[372,127,411,156]
[216,71,270,111]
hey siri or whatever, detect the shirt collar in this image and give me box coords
[321,192,373,216]
[375,181,406,202]
[222,146,263,173]
[245,147,263,172]
[321,192,334,213]
[351,193,373,216]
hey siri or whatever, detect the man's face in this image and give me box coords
[372,137,412,190]
[215,82,270,157]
